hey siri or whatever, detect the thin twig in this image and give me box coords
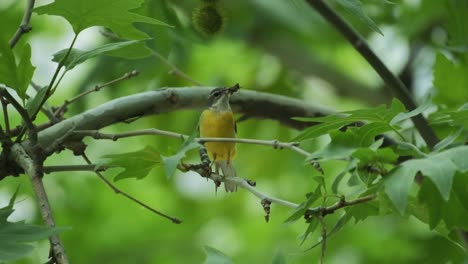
[0,87,37,144]
[307,195,376,217]
[43,164,110,173]
[305,0,439,149]
[318,216,326,264]
[151,51,204,86]
[10,121,52,137]
[72,129,310,158]
[9,0,36,48]
[0,97,10,136]
[31,33,79,120]
[30,81,58,122]
[192,170,376,216]
[10,144,68,264]
[54,70,139,117]
[80,153,182,224]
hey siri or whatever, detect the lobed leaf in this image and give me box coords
[34,0,171,39]
[100,146,162,181]
[385,146,468,214]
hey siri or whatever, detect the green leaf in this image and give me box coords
[385,146,468,214]
[390,95,432,125]
[293,99,405,142]
[334,0,383,35]
[34,0,171,39]
[307,124,390,161]
[430,104,468,130]
[433,128,464,152]
[0,191,67,262]
[299,218,319,245]
[331,159,358,194]
[284,192,320,224]
[101,146,162,181]
[433,53,468,107]
[445,0,468,48]
[16,44,35,101]
[419,175,468,230]
[52,40,147,70]
[162,142,200,179]
[305,213,352,251]
[203,246,232,264]
[0,42,35,102]
[345,199,379,223]
[384,165,417,215]
[25,86,48,117]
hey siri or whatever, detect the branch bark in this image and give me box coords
[9,0,36,48]
[10,144,68,264]
[34,87,334,153]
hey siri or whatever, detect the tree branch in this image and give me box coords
[72,129,310,158]
[305,0,439,149]
[10,144,68,264]
[9,0,36,48]
[33,87,333,153]
[0,87,37,144]
[191,171,376,219]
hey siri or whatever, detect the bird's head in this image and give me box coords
[208,83,240,111]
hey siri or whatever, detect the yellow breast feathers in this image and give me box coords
[199,109,236,161]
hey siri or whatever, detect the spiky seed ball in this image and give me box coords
[192,5,225,36]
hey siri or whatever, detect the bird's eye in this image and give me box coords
[212,91,221,97]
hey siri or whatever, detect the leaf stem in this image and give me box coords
[32,33,79,120]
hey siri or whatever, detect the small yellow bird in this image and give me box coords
[199,85,239,192]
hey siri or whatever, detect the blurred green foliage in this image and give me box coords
[1,0,468,263]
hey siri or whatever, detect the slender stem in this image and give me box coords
[81,153,182,224]
[32,33,79,120]
[0,97,10,136]
[0,87,37,144]
[10,144,68,264]
[54,70,139,117]
[43,164,110,173]
[9,0,36,48]
[10,121,52,137]
[151,51,203,86]
[72,129,310,158]
[201,173,376,215]
[305,0,439,149]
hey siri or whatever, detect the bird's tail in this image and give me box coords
[215,160,237,192]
